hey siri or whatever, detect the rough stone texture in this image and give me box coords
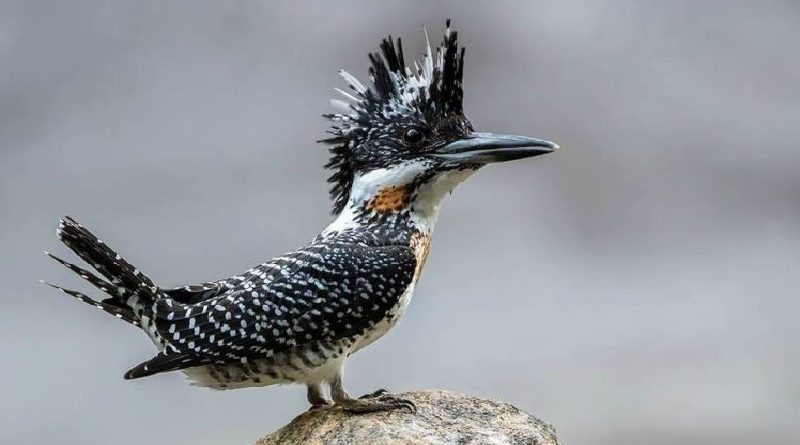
[254,390,559,445]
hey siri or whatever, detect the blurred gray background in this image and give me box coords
[2,1,798,444]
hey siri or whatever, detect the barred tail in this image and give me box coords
[43,216,163,326]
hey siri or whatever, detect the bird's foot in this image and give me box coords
[339,391,416,414]
[358,388,390,399]
[307,400,334,412]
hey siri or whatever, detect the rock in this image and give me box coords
[254,390,560,445]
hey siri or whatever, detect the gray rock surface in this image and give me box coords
[254,390,559,445]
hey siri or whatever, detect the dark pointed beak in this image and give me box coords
[432,132,559,164]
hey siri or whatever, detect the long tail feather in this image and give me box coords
[44,251,126,298]
[40,280,139,326]
[57,216,160,303]
[45,215,168,331]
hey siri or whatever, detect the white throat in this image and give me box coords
[322,161,474,236]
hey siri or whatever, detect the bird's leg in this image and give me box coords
[329,375,416,414]
[306,383,333,410]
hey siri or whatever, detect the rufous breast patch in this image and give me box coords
[367,185,410,213]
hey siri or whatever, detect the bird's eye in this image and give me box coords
[402,128,425,146]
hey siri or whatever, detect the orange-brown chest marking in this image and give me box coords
[410,232,431,281]
[367,185,410,213]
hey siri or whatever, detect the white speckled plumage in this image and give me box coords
[44,20,557,413]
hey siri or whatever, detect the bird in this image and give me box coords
[43,21,558,414]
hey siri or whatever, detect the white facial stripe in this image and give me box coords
[322,161,430,235]
[323,160,473,235]
[349,160,431,204]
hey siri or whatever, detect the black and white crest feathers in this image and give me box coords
[321,20,466,214]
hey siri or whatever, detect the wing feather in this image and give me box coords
[153,243,417,363]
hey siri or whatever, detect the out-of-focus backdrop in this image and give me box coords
[2,1,798,444]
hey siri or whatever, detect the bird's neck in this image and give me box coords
[321,168,474,245]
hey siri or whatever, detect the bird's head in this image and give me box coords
[321,21,558,224]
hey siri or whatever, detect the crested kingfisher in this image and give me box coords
[43,21,558,414]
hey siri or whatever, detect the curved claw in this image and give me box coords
[359,388,390,399]
[381,395,416,414]
[337,393,417,414]
[331,376,416,414]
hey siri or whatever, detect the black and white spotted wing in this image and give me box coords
[138,242,416,376]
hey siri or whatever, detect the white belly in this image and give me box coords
[181,341,348,390]
[352,283,416,353]
[178,283,419,389]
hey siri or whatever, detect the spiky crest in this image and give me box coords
[321,20,466,214]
